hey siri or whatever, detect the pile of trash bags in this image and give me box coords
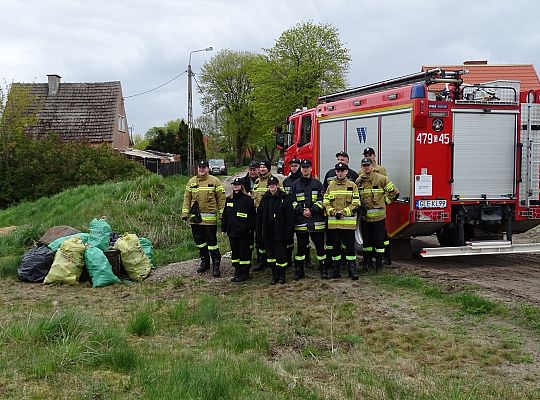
[17,218,154,288]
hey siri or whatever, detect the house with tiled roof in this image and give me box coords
[10,74,131,149]
[422,61,540,92]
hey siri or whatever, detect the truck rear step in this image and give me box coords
[420,241,540,257]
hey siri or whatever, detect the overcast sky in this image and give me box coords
[2,0,540,137]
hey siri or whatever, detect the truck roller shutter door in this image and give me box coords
[452,111,516,200]
[380,111,413,199]
[346,116,379,172]
[319,120,345,177]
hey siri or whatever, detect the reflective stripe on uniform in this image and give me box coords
[236,212,247,218]
[366,209,385,217]
[239,260,251,265]
[208,245,219,251]
[276,262,288,267]
[383,240,390,246]
[295,255,306,261]
[316,254,326,260]
[375,248,385,253]
[346,255,357,261]
[196,242,208,248]
[267,258,277,263]
[332,255,341,261]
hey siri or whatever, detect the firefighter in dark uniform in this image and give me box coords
[282,157,301,195]
[356,157,399,271]
[290,159,327,279]
[323,162,360,280]
[282,157,301,269]
[240,160,259,262]
[182,160,226,277]
[360,147,391,265]
[256,176,295,284]
[241,161,259,194]
[252,160,274,271]
[222,177,256,282]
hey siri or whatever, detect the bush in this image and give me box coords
[0,135,149,208]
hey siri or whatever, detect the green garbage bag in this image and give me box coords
[48,233,89,252]
[44,236,86,285]
[87,218,112,251]
[84,247,120,288]
[138,237,154,266]
[114,234,151,281]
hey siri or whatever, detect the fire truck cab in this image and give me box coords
[277,69,540,257]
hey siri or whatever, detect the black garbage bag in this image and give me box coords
[17,245,55,283]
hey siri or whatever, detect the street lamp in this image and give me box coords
[187,46,213,175]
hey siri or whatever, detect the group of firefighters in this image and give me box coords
[181,147,399,284]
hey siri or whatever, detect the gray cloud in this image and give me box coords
[2,0,539,136]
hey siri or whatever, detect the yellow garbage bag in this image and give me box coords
[114,234,151,281]
[44,236,86,285]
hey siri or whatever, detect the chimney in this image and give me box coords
[47,74,61,95]
[463,60,488,65]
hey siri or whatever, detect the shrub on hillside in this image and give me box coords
[0,134,149,208]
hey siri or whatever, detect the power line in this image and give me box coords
[124,70,188,99]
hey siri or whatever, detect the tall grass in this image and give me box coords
[137,351,311,400]
[0,309,138,379]
[0,174,211,268]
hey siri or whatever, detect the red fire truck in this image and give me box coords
[276,68,540,256]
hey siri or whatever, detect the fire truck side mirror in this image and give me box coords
[276,132,286,150]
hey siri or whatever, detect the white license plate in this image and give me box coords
[416,199,447,209]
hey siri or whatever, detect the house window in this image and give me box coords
[118,115,126,132]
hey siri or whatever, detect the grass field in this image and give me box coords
[0,175,538,399]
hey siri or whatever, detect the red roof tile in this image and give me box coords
[422,64,540,92]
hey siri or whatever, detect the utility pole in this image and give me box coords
[187,46,213,175]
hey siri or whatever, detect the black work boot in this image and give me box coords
[383,248,392,266]
[238,266,249,282]
[270,265,278,285]
[320,260,329,279]
[278,267,286,284]
[362,254,373,272]
[347,260,359,280]
[210,249,221,277]
[375,255,383,272]
[331,260,341,279]
[305,250,312,268]
[293,261,305,281]
[196,249,210,273]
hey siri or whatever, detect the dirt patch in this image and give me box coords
[147,255,236,283]
[393,226,540,306]
[0,226,16,236]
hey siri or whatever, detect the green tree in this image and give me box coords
[250,21,351,157]
[198,50,258,166]
[146,119,206,174]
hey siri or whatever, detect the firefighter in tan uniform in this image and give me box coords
[356,157,399,271]
[323,162,361,280]
[360,146,392,265]
[182,160,226,277]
